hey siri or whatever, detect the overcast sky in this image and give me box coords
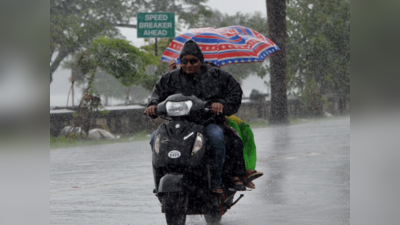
[50,0,269,107]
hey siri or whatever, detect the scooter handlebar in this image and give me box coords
[143,110,158,119]
[144,102,212,118]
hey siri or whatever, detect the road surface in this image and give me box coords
[50,117,350,225]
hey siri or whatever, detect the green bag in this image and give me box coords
[227,118,257,171]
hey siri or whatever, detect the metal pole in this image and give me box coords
[71,75,75,107]
[155,38,158,56]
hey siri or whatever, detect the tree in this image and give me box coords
[92,70,126,105]
[140,38,172,91]
[50,0,213,83]
[141,38,174,56]
[286,0,350,116]
[77,37,158,90]
[50,0,134,83]
[72,37,158,134]
[299,78,328,117]
[267,0,290,124]
[202,10,269,34]
[75,68,151,106]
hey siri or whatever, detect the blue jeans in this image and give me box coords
[149,124,225,188]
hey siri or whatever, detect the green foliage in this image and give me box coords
[176,0,213,29]
[202,11,268,35]
[50,0,211,82]
[91,37,159,87]
[50,135,68,148]
[299,78,330,117]
[141,38,174,56]
[247,120,269,128]
[141,72,162,92]
[50,132,151,149]
[76,51,97,79]
[50,0,130,82]
[286,0,350,99]
[127,85,151,103]
[65,60,151,105]
[78,37,159,88]
[74,37,159,105]
[140,38,174,91]
[99,110,110,116]
[93,69,127,99]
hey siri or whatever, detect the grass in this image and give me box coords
[50,131,150,149]
[289,114,350,125]
[248,114,350,129]
[50,115,350,149]
[247,119,269,128]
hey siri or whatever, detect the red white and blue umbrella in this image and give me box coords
[160,26,280,67]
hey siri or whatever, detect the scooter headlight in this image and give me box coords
[191,133,203,156]
[154,134,160,155]
[166,101,193,116]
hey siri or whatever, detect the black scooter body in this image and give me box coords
[152,121,206,168]
[149,94,242,223]
[152,120,212,196]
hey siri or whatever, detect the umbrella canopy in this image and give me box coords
[161,26,280,67]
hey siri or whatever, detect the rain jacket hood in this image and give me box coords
[179,40,204,64]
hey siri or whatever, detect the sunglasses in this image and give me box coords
[181,58,199,65]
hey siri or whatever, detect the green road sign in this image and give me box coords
[137,12,175,38]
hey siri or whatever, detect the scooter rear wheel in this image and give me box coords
[204,195,224,225]
[204,212,222,224]
[163,193,187,225]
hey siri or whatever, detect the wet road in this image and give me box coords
[50,117,350,225]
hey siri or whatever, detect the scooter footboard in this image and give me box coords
[158,174,184,193]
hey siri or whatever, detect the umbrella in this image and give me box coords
[161,26,280,67]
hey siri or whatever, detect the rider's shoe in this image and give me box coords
[242,170,263,187]
[232,177,246,191]
[245,181,256,189]
[211,185,224,195]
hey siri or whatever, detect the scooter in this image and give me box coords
[147,94,244,225]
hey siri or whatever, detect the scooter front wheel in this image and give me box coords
[163,192,187,225]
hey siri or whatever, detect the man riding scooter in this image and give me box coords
[144,40,245,194]
[168,59,264,190]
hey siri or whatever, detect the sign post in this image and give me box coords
[137,12,175,55]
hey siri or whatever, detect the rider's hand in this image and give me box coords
[144,105,157,115]
[211,103,224,115]
[168,59,177,71]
